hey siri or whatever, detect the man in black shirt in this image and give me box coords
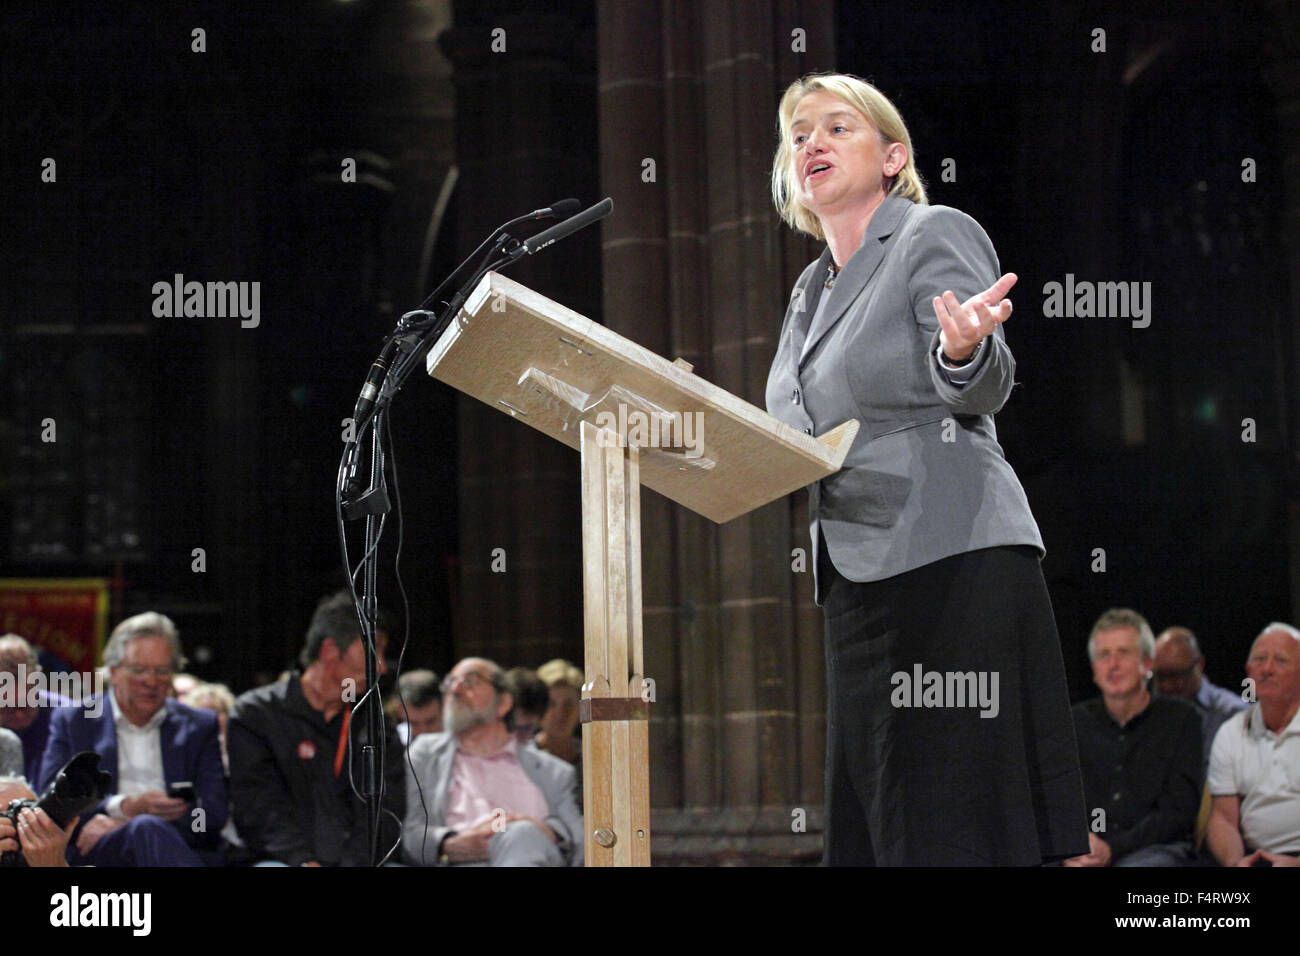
[228,591,405,866]
[1067,608,1202,867]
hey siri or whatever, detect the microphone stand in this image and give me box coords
[336,198,612,866]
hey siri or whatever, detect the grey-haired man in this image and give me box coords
[403,657,582,866]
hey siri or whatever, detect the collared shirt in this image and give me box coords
[1198,676,1249,717]
[1207,703,1300,854]
[105,688,168,818]
[1193,676,1250,776]
[1072,695,1203,859]
[445,735,549,830]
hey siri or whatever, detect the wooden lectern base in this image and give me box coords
[580,421,651,866]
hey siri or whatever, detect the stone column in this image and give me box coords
[596,0,833,863]
[440,7,601,666]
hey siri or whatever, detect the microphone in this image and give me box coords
[523,197,614,255]
[413,199,581,316]
[536,198,580,219]
[350,337,399,434]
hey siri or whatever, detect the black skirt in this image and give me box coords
[819,543,1089,865]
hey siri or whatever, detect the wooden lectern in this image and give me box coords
[426,272,857,866]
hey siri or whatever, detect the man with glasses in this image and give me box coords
[402,657,582,866]
[1153,627,1248,779]
[40,612,227,866]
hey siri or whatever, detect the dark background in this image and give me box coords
[0,0,1295,856]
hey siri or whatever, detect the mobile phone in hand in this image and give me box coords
[169,782,197,804]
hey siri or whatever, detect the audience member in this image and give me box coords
[41,612,227,866]
[1,728,21,777]
[171,673,203,699]
[1153,626,1248,776]
[535,658,583,766]
[1207,623,1300,866]
[0,775,77,867]
[1068,608,1202,866]
[182,681,245,858]
[227,591,405,866]
[504,667,549,746]
[403,657,582,866]
[391,669,443,745]
[0,634,73,787]
[181,682,236,772]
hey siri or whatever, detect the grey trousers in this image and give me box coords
[447,819,568,867]
[485,819,566,867]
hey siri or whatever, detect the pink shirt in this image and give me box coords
[445,736,550,830]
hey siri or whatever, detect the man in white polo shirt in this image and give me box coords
[1206,622,1300,866]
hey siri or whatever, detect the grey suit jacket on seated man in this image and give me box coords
[765,193,1043,603]
[402,730,583,866]
[0,727,22,778]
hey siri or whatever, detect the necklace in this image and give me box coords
[824,262,838,290]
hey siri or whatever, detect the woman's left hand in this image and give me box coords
[933,272,1018,362]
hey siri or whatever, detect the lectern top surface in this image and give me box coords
[426,272,857,524]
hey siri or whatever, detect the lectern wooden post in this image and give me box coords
[579,421,650,865]
[426,272,858,866]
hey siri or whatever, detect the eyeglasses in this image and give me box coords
[441,672,497,694]
[122,664,175,680]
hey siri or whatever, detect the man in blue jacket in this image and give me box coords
[0,633,74,787]
[41,611,226,866]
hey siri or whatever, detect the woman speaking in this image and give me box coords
[765,73,1088,865]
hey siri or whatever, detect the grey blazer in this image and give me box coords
[402,731,584,866]
[0,728,22,780]
[765,194,1043,603]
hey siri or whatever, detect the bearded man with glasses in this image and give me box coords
[402,657,583,866]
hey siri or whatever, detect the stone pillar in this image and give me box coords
[596,0,833,862]
[440,7,601,666]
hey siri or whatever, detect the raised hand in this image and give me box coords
[933,272,1018,362]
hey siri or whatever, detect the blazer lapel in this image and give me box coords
[516,743,553,808]
[432,735,457,824]
[786,247,832,364]
[160,701,182,785]
[799,195,912,368]
[95,701,120,790]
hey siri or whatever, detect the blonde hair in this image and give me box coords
[182,682,236,716]
[536,658,583,692]
[771,73,928,240]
